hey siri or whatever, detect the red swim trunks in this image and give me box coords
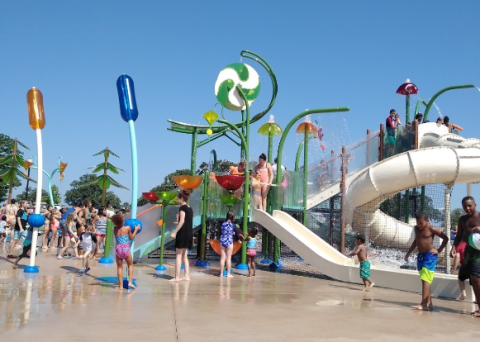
[457,241,467,265]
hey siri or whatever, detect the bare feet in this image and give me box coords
[252,273,256,276]
[369,282,375,289]
[12,264,17,269]
[459,294,467,301]
[128,283,136,289]
[182,278,190,281]
[227,275,234,278]
[169,278,180,282]
[247,274,251,277]
[362,287,368,291]
[471,310,480,316]
[116,286,124,291]
[412,304,432,311]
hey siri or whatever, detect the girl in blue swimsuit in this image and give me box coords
[219,211,236,278]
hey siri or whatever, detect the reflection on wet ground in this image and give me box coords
[1,249,480,342]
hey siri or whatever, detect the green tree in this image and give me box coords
[0,134,29,202]
[64,173,122,208]
[121,202,131,211]
[15,185,62,205]
[451,208,463,227]
[197,159,236,174]
[137,168,190,207]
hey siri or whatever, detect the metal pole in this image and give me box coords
[25,161,31,201]
[467,183,472,196]
[379,124,384,161]
[303,129,308,226]
[340,146,347,253]
[99,219,114,264]
[159,206,167,269]
[444,186,452,273]
[366,129,370,165]
[26,130,43,272]
[195,170,209,267]
[406,92,410,124]
[191,129,198,176]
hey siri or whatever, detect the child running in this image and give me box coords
[246,227,258,277]
[404,212,449,311]
[78,224,97,274]
[57,212,79,259]
[346,235,375,291]
[112,214,140,290]
[12,226,35,269]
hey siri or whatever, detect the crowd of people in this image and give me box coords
[0,199,128,268]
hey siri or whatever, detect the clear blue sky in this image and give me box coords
[2,1,480,210]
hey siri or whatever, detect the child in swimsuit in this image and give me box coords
[246,227,258,277]
[92,207,108,258]
[251,170,262,210]
[0,215,8,245]
[404,212,449,311]
[79,224,97,274]
[12,227,35,269]
[112,214,140,290]
[219,211,236,278]
[347,235,375,291]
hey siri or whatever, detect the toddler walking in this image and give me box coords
[246,227,258,277]
[79,224,97,274]
[346,235,375,291]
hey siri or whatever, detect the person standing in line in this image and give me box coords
[169,190,193,282]
[255,153,274,211]
[7,200,28,258]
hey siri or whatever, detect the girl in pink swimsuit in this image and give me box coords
[112,214,140,290]
[255,153,274,211]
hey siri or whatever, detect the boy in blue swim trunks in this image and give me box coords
[404,212,449,311]
[346,235,375,291]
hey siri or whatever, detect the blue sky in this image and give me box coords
[1,1,480,210]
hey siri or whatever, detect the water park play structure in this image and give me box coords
[118,51,480,300]
[13,50,479,299]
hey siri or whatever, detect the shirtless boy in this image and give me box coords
[451,196,480,316]
[346,235,375,291]
[404,212,448,311]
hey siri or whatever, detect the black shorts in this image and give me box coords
[458,245,480,282]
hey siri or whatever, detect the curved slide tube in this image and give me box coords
[305,123,480,248]
[346,146,480,247]
[252,209,472,300]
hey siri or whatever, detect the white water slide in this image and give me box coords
[252,209,473,299]
[307,122,480,248]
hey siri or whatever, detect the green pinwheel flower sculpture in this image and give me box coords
[0,138,35,203]
[89,147,128,206]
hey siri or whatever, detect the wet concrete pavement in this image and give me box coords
[1,248,480,342]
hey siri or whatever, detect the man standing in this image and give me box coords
[451,196,480,315]
[7,200,28,258]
